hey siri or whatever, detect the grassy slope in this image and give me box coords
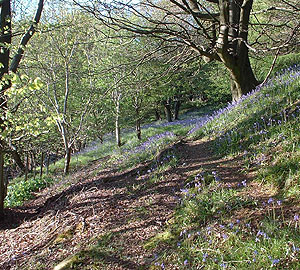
[4,58,300,269]
[5,117,195,207]
[146,65,300,269]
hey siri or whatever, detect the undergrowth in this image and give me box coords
[5,176,54,207]
[147,171,300,269]
[146,65,300,269]
[190,64,300,198]
[5,120,187,207]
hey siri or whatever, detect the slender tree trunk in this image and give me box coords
[115,98,121,147]
[155,109,161,121]
[64,147,71,175]
[136,119,141,140]
[98,135,103,144]
[0,149,5,217]
[30,150,36,172]
[32,150,37,179]
[164,100,172,122]
[0,1,11,218]
[25,152,29,181]
[40,152,44,178]
[46,152,50,175]
[135,107,141,140]
[116,118,121,147]
[77,141,82,152]
[54,149,59,165]
[174,100,181,120]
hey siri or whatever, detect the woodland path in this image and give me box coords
[0,138,249,270]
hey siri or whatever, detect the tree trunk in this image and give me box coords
[25,152,29,181]
[174,100,181,120]
[136,118,141,140]
[64,147,71,175]
[228,56,259,102]
[11,149,25,172]
[135,107,142,140]
[115,98,121,147]
[0,1,11,80]
[30,150,36,171]
[98,135,103,144]
[164,100,172,122]
[155,109,161,121]
[217,0,259,101]
[0,1,11,218]
[46,152,50,175]
[0,148,5,218]
[40,152,44,178]
[116,119,121,147]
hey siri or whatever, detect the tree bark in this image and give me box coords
[115,97,121,147]
[0,149,5,217]
[136,118,141,140]
[135,107,142,140]
[64,147,71,175]
[40,151,44,178]
[98,135,103,144]
[46,152,50,175]
[11,148,25,172]
[229,61,258,102]
[9,0,44,73]
[164,100,172,122]
[30,150,36,171]
[174,99,181,120]
[0,0,11,219]
[217,0,259,101]
[116,119,121,147]
[155,109,161,121]
[25,152,29,181]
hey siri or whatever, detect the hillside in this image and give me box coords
[0,65,300,269]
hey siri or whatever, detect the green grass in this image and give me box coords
[146,65,300,269]
[190,65,300,198]
[5,119,186,207]
[5,176,55,207]
[147,171,300,269]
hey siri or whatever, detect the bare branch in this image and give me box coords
[251,6,299,15]
[10,0,44,73]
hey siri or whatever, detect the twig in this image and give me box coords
[260,48,280,87]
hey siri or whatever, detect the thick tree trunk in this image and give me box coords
[11,149,25,172]
[228,55,259,102]
[164,100,172,122]
[174,100,181,120]
[64,147,71,175]
[217,0,258,101]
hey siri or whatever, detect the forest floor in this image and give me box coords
[0,137,294,270]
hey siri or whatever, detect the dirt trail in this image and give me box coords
[0,139,249,270]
